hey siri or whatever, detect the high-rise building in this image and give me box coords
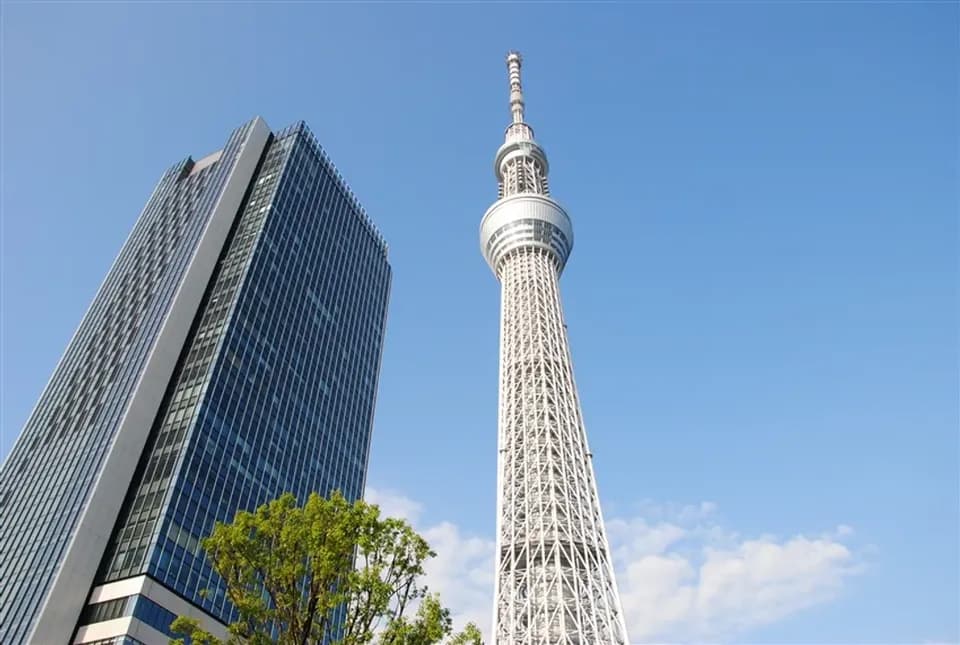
[0,117,391,645]
[480,53,629,643]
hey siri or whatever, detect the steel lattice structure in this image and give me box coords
[480,53,630,644]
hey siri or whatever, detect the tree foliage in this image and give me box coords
[169,491,481,645]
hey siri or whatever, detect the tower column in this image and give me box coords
[481,53,629,644]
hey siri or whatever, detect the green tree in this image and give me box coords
[444,622,483,645]
[169,491,481,645]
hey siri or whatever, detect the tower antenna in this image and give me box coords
[506,51,525,124]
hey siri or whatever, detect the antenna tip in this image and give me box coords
[506,51,522,64]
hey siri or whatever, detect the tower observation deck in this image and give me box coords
[480,52,630,644]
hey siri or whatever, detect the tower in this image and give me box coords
[0,118,391,644]
[480,53,629,644]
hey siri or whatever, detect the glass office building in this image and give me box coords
[0,118,391,645]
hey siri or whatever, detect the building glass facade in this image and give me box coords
[0,118,390,645]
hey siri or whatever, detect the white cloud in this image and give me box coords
[366,487,424,524]
[421,521,495,633]
[365,488,863,644]
[612,501,862,642]
[366,487,495,636]
[621,533,859,641]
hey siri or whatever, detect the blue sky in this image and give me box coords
[1,2,956,642]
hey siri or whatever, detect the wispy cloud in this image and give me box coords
[365,487,425,524]
[365,488,863,643]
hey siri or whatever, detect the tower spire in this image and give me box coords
[506,51,525,124]
[494,51,550,198]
